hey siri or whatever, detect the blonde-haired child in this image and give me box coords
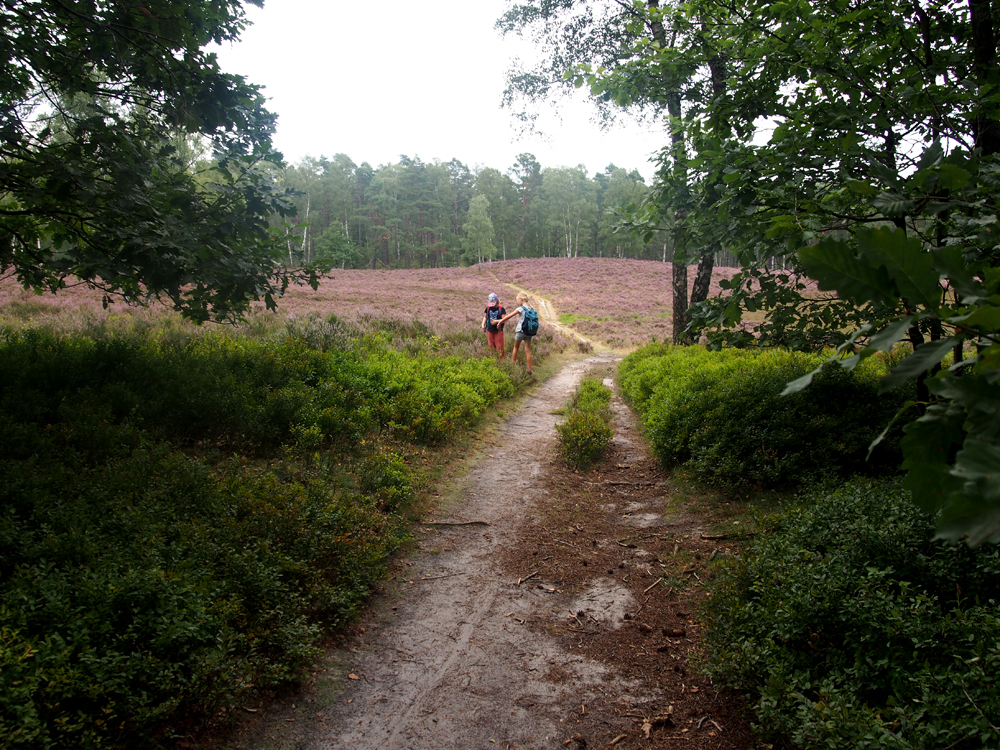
[498,292,536,375]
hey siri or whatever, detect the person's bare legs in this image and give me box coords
[524,339,532,373]
[511,339,521,364]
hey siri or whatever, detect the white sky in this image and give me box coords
[212,0,668,181]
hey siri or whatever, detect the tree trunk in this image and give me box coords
[908,324,930,407]
[650,2,691,343]
[689,22,725,309]
[672,260,689,344]
[690,252,715,306]
[298,193,310,267]
[970,0,1000,155]
[666,89,690,344]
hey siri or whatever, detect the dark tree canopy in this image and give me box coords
[0,0,308,321]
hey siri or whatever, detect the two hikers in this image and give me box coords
[482,292,539,374]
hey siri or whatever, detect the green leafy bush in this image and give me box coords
[0,324,519,748]
[556,376,614,470]
[619,344,908,488]
[358,449,413,512]
[0,328,517,453]
[701,480,1000,749]
[572,376,613,418]
[0,437,406,749]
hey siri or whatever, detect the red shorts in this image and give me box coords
[486,328,505,355]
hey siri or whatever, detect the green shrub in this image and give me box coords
[0,328,517,453]
[572,376,613,418]
[557,411,613,470]
[358,450,413,512]
[0,323,519,748]
[0,437,407,749]
[619,344,909,488]
[556,376,614,470]
[701,479,1000,749]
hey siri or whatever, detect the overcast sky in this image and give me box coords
[212,0,668,181]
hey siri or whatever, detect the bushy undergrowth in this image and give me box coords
[618,344,909,488]
[556,376,614,470]
[0,320,522,749]
[701,480,1000,749]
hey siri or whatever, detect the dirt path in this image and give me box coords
[312,354,620,749]
[207,298,755,750]
[494,274,592,347]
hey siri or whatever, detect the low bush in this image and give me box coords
[0,435,406,749]
[701,479,1000,749]
[0,328,517,453]
[0,323,520,749]
[618,344,909,489]
[556,376,614,470]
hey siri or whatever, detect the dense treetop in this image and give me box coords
[1,0,306,321]
[277,153,659,270]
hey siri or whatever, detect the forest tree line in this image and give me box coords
[272,152,682,269]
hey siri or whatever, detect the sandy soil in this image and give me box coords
[201,343,760,750]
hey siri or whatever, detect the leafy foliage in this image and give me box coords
[461,194,498,265]
[619,345,909,488]
[786,218,1000,546]
[1,0,314,320]
[1,441,403,749]
[506,0,1000,543]
[556,376,614,470]
[702,479,1000,749]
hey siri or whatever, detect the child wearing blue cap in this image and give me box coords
[481,292,506,358]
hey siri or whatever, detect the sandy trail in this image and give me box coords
[307,353,620,749]
[223,308,752,750]
[494,274,592,347]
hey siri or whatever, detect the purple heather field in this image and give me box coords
[276,258,741,350]
[1,259,743,350]
[488,257,739,349]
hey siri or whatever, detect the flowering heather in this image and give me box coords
[0,268,498,333]
[1,276,118,317]
[2,259,752,352]
[0,268,574,360]
[271,265,580,361]
[273,261,743,351]
[0,275,182,334]
[487,257,740,350]
[269,266,498,330]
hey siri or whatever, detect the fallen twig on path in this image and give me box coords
[517,571,539,586]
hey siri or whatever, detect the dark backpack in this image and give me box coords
[521,306,539,336]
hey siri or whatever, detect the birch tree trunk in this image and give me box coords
[298,193,311,267]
